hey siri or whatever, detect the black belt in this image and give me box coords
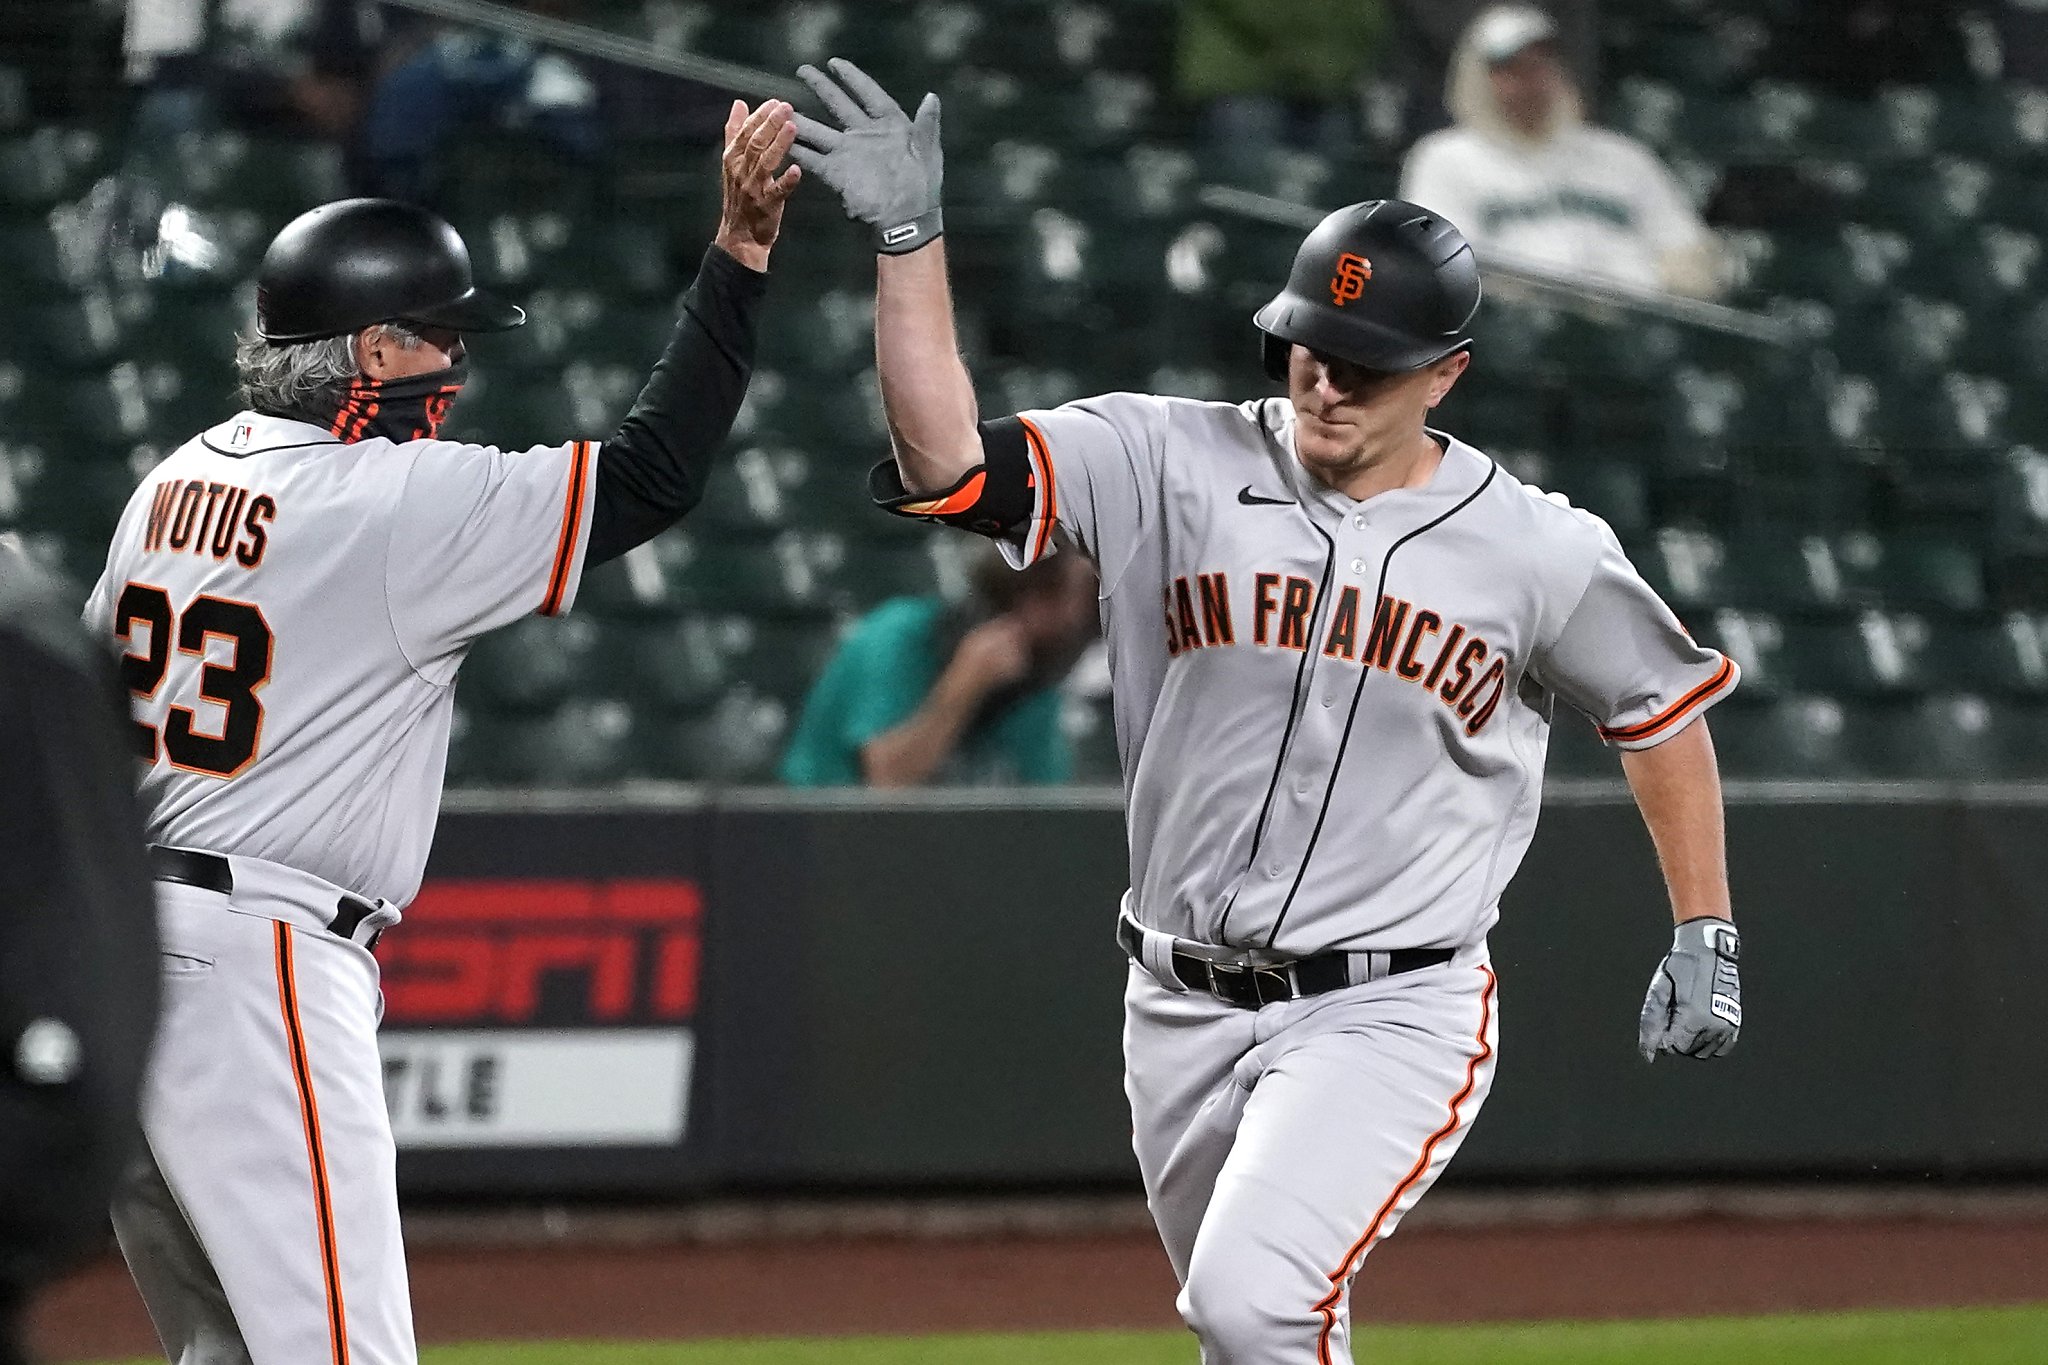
[1117,916,1452,1009]
[148,846,383,948]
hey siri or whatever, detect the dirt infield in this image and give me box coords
[30,1197,2048,1361]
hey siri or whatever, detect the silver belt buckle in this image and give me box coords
[1252,962,1299,1002]
[1204,959,1248,998]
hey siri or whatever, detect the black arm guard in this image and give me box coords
[868,416,1036,538]
[584,245,768,568]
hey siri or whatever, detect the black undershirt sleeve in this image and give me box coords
[584,244,769,568]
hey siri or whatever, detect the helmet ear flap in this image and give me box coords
[1262,333,1291,384]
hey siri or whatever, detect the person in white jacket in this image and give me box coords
[1400,4,1724,298]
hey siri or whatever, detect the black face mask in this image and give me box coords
[300,356,469,444]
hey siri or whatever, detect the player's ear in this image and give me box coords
[356,326,393,381]
[1424,350,1472,409]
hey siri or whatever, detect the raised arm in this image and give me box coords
[789,58,982,494]
[875,244,983,493]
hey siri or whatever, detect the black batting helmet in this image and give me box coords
[1253,199,1481,381]
[255,198,525,344]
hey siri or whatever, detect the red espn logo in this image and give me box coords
[380,879,701,1025]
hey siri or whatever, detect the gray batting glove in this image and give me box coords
[790,57,943,254]
[1637,917,1741,1062]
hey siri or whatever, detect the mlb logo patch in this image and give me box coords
[230,422,255,448]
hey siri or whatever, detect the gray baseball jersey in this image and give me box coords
[83,410,598,906]
[1000,393,1735,955]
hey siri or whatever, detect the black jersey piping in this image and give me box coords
[1261,459,1500,951]
[1213,512,1338,946]
[201,436,344,459]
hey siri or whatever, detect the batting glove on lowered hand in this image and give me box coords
[1637,917,1742,1062]
[790,57,943,254]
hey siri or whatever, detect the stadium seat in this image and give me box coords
[0,127,103,211]
[461,615,599,717]
[0,222,80,300]
[1696,609,1789,699]
[1923,615,2048,698]
[724,618,840,712]
[651,688,791,782]
[669,533,840,619]
[1549,462,1652,542]
[486,699,639,786]
[625,615,743,715]
[1543,713,1618,779]
[1707,694,1866,778]
[1719,527,1845,613]
[1867,694,2048,780]
[1783,612,1934,698]
[8,295,128,372]
[1836,531,1986,613]
[1636,527,1732,613]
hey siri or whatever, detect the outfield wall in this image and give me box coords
[384,784,2048,1197]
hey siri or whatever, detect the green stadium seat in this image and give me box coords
[1825,297,1965,379]
[487,699,639,786]
[1784,612,1934,698]
[1696,609,1789,700]
[693,445,804,538]
[1866,695,2048,780]
[669,533,839,619]
[1720,528,1845,612]
[1924,615,2048,698]
[1933,87,2048,161]
[625,616,742,715]
[466,212,578,296]
[1750,226,1912,309]
[5,295,127,371]
[1623,24,1763,95]
[1058,145,1197,223]
[1853,160,1991,244]
[1836,531,1986,613]
[1708,694,1865,779]
[1636,527,1732,613]
[726,619,840,711]
[1542,712,1617,779]
[1067,694,1122,784]
[441,377,597,448]
[1934,226,2043,314]
[1550,462,1652,542]
[150,133,345,218]
[130,292,252,368]
[650,688,791,782]
[0,127,103,211]
[0,222,79,299]
[460,615,599,717]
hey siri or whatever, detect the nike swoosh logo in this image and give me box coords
[1238,485,1294,506]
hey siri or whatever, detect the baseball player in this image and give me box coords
[83,99,801,1365]
[791,60,1744,1364]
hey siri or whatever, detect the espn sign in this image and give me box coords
[378,877,702,1148]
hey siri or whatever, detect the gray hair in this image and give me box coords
[234,323,428,413]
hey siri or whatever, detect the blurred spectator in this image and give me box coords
[1400,4,1724,299]
[781,550,1099,789]
[124,0,381,144]
[356,2,604,205]
[0,537,159,1365]
[1177,0,1389,156]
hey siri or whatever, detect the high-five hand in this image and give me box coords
[789,58,943,254]
[715,99,802,273]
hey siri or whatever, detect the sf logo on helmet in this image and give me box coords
[1330,252,1372,306]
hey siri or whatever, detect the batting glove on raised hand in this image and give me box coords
[790,57,943,254]
[1637,917,1742,1062]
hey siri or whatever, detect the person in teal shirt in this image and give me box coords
[781,550,1097,787]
